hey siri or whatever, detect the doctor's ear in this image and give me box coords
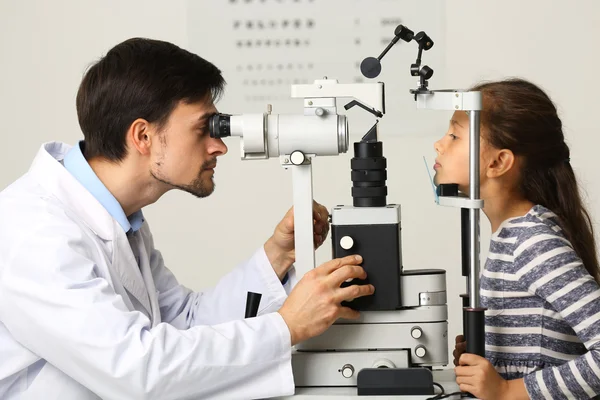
[128,118,153,156]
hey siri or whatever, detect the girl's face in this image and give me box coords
[433,111,471,192]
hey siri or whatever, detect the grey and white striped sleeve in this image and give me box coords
[514,227,600,399]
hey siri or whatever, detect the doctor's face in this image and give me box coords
[149,100,228,198]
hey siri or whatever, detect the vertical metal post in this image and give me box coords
[292,162,316,278]
[468,111,481,309]
[466,110,485,358]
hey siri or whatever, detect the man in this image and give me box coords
[0,38,374,399]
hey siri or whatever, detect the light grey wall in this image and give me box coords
[1,0,598,362]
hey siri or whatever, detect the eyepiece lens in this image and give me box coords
[208,114,232,139]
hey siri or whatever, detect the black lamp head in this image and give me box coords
[360,57,382,79]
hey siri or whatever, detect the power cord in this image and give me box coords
[426,382,469,400]
[428,392,468,400]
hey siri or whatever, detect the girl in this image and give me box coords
[433,78,600,399]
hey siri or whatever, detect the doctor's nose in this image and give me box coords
[209,137,228,157]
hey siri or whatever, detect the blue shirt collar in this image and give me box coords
[63,141,144,233]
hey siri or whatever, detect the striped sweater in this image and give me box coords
[481,205,600,399]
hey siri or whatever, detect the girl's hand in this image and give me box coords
[455,353,509,400]
[453,334,466,366]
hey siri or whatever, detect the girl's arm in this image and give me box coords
[514,226,600,399]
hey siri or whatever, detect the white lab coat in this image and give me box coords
[0,142,297,400]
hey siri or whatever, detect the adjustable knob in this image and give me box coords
[372,359,396,369]
[411,326,423,339]
[415,345,427,358]
[290,151,306,165]
[340,364,354,378]
[340,236,354,250]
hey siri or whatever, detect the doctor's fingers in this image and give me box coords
[316,255,363,275]
[313,207,329,234]
[334,283,375,303]
[327,264,367,286]
[337,306,361,320]
[312,200,329,221]
[313,217,329,237]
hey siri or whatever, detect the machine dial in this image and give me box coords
[415,345,427,358]
[290,151,306,165]
[372,359,396,369]
[341,364,355,378]
[340,236,354,250]
[411,326,423,339]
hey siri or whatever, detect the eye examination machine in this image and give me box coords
[209,24,485,398]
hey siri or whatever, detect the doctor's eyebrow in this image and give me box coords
[193,112,217,128]
[198,111,216,122]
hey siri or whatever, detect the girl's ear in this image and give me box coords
[486,148,516,179]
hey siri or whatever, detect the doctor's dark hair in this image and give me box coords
[76,37,225,161]
[472,78,599,282]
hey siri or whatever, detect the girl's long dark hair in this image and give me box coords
[473,78,599,282]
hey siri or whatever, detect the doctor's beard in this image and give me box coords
[151,160,216,198]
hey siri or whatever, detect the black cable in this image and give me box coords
[426,389,469,400]
[433,382,445,395]
[426,382,444,400]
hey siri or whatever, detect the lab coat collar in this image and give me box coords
[63,141,145,234]
[28,142,154,316]
[29,142,116,241]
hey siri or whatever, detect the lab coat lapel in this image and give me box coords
[112,227,153,319]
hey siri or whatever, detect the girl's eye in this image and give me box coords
[449,133,457,140]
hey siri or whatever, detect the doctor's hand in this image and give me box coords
[264,201,330,280]
[277,255,374,346]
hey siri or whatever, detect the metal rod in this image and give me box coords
[377,36,399,60]
[469,111,481,309]
[292,162,316,277]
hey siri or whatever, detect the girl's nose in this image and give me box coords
[434,139,443,155]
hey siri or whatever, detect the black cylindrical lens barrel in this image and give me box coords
[208,114,231,139]
[351,141,387,207]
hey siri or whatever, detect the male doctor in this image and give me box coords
[0,38,374,399]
